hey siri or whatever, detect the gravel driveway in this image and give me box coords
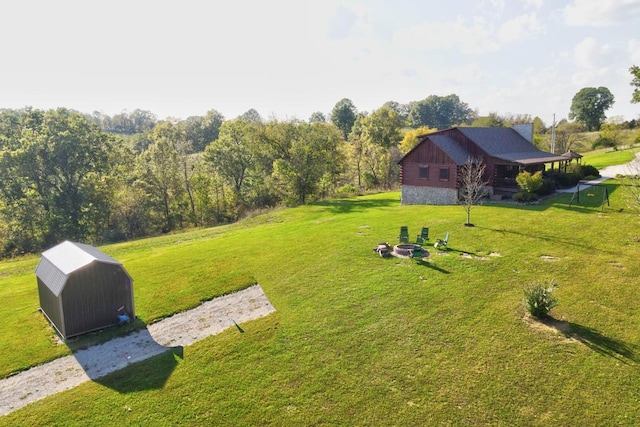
[0,284,275,416]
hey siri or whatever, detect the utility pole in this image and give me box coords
[551,113,556,153]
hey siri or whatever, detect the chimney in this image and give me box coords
[511,123,533,143]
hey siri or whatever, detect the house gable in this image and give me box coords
[398,125,569,205]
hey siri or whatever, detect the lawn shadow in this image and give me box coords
[414,258,450,274]
[475,225,615,255]
[315,195,399,215]
[70,326,183,393]
[543,316,639,364]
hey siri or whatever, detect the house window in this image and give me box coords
[419,165,429,179]
[439,167,450,181]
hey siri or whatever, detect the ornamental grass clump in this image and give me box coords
[523,280,558,318]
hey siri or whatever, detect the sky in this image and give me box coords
[2,0,640,126]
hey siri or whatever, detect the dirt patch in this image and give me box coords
[523,313,576,343]
[0,284,275,416]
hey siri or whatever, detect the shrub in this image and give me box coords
[566,163,582,176]
[580,164,600,179]
[592,136,616,150]
[334,184,359,198]
[523,280,558,318]
[555,172,581,188]
[513,191,538,202]
[516,171,543,194]
[536,178,556,196]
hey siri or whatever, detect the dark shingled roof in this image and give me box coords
[429,135,472,164]
[562,149,583,159]
[456,127,568,165]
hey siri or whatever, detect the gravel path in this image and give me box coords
[0,284,275,416]
[557,153,640,193]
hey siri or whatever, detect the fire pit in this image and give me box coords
[393,243,422,257]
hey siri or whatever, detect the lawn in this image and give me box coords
[582,146,639,169]
[2,184,640,425]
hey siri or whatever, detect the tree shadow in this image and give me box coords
[474,225,615,255]
[314,195,399,214]
[414,258,450,274]
[542,316,639,364]
[70,327,183,393]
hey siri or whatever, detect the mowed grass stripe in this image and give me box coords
[2,188,640,425]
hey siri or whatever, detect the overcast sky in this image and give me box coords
[2,0,639,126]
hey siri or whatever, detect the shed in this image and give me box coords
[35,241,134,339]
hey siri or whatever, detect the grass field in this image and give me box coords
[2,182,640,425]
[581,146,639,169]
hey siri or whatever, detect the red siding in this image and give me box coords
[400,141,457,189]
[399,128,506,189]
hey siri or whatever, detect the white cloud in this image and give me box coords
[498,13,543,42]
[629,39,640,63]
[523,0,544,9]
[440,62,489,86]
[564,0,640,27]
[393,17,499,54]
[480,0,506,12]
[573,37,615,69]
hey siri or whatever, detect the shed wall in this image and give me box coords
[37,278,64,335]
[61,263,134,338]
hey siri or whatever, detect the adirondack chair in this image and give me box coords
[398,226,409,243]
[410,245,423,258]
[434,232,449,250]
[416,227,429,245]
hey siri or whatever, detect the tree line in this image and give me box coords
[2,73,638,258]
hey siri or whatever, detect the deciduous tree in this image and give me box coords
[331,98,357,140]
[309,111,327,123]
[569,87,615,131]
[408,94,473,129]
[630,65,640,104]
[459,157,489,226]
[398,126,437,155]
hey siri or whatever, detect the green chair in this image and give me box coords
[411,245,423,258]
[434,232,449,250]
[398,226,409,243]
[416,227,429,245]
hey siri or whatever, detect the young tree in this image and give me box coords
[630,65,640,104]
[569,87,615,131]
[459,157,489,226]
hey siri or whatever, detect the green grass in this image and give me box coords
[582,147,639,169]
[2,187,640,425]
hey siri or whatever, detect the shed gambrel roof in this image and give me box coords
[35,241,124,297]
[456,127,568,165]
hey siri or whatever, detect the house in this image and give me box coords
[35,241,135,339]
[398,124,570,205]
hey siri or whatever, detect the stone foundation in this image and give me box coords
[401,185,458,205]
